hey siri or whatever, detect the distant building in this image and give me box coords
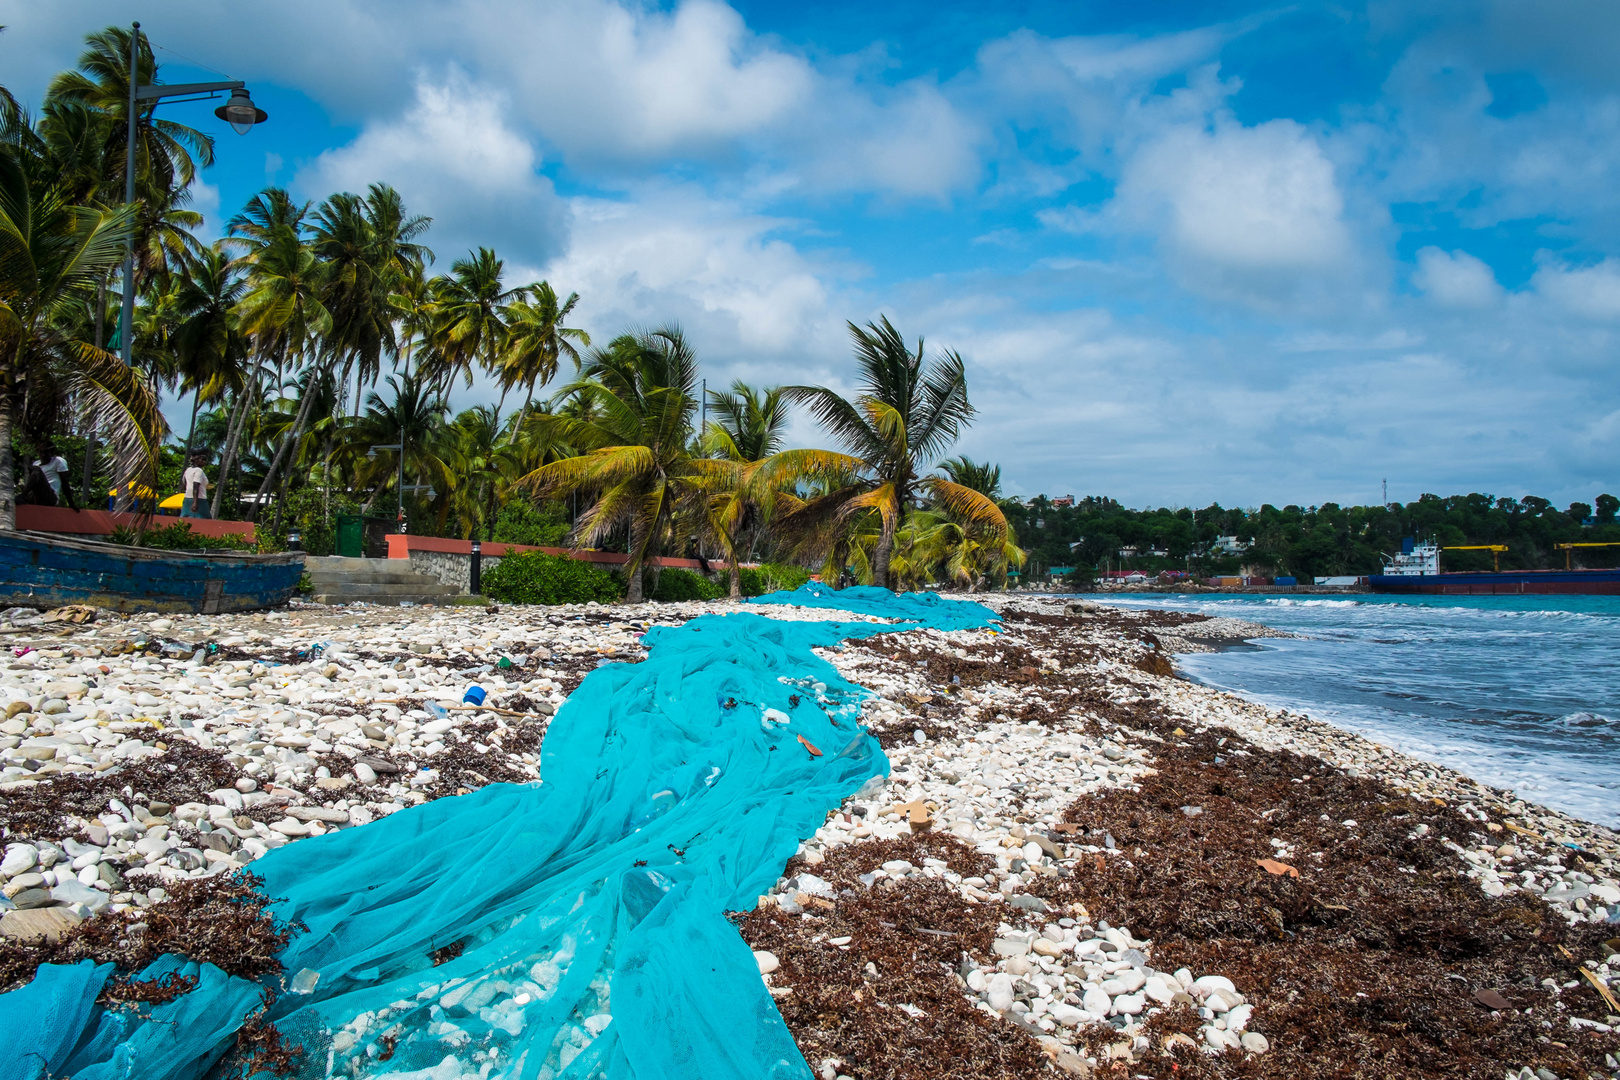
[1211,535,1250,554]
[1051,495,1075,508]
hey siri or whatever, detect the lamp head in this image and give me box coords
[215,87,268,135]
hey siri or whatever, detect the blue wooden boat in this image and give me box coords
[0,530,305,614]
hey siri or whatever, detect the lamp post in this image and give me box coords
[118,21,268,367]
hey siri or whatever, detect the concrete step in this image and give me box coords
[308,580,461,597]
[310,593,487,607]
[306,571,448,587]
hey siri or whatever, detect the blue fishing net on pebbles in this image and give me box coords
[749,582,1001,633]
[5,596,997,1080]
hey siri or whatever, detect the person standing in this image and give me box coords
[181,455,212,519]
[33,441,75,509]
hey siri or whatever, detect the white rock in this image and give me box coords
[1205,1026,1242,1051]
[1240,1031,1269,1054]
[1,845,39,877]
[1032,938,1066,958]
[1112,992,1145,1015]
[1205,988,1245,1012]
[1082,986,1111,1016]
[1225,1003,1253,1033]
[986,972,1015,1012]
[754,950,780,975]
[1191,975,1236,999]
[1050,1003,1087,1027]
[1101,968,1145,995]
[1142,976,1177,1004]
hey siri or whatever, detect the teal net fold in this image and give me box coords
[5,592,997,1080]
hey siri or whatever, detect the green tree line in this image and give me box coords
[1008,492,1620,578]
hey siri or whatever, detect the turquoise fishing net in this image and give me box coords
[749,582,1004,633]
[5,594,997,1080]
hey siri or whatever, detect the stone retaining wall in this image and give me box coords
[406,549,500,594]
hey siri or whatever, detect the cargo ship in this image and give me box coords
[1369,539,1620,595]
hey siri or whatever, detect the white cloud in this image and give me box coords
[297,71,568,266]
[541,186,850,367]
[1413,247,1504,308]
[1533,257,1620,320]
[1120,119,1352,279]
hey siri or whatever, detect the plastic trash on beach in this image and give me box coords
[424,700,449,721]
[462,685,487,706]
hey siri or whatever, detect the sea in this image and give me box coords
[1081,593,1620,830]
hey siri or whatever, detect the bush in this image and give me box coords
[646,567,725,602]
[482,551,624,605]
[491,499,571,547]
[738,561,812,597]
[255,486,360,556]
[107,522,257,551]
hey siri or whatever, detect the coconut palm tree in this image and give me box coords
[520,327,709,603]
[775,316,1008,590]
[170,244,248,459]
[0,151,161,528]
[697,381,792,597]
[235,222,331,519]
[496,281,588,416]
[354,371,450,523]
[422,247,518,404]
[44,26,214,200]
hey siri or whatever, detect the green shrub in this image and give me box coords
[491,499,571,547]
[646,567,725,602]
[738,561,812,597]
[482,551,624,605]
[255,485,359,556]
[107,521,257,551]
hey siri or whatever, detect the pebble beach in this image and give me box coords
[2,595,1618,1079]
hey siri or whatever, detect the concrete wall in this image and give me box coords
[406,549,505,594]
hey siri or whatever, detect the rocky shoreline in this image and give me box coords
[1,595,1617,1079]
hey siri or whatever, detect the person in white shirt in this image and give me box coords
[181,455,212,519]
[32,441,74,509]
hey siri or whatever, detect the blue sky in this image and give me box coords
[6,0,1619,508]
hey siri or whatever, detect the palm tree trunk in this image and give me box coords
[872,519,897,591]
[0,365,16,531]
[252,362,322,520]
[728,555,741,600]
[181,390,202,463]
[211,384,252,518]
[625,517,646,604]
[80,273,108,505]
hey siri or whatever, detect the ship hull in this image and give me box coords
[1368,569,1620,595]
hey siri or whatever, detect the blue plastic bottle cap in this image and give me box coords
[463,685,487,706]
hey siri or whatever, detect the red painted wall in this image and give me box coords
[16,505,256,541]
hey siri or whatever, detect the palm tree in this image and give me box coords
[520,327,707,604]
[0,151,161,528]
[170,245,248,460]
[497,281,588,417]
[422,247,518,405]
[937,456,1003,500]
[234,222,331,519]
[354,372,449,524]
[44,26,215,201]
[698,381,792,598]
[775,316,1008,590]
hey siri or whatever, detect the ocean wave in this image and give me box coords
[1555,711,1618,728]
[1264,598,1360,608]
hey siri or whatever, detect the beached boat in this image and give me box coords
[0,529,304,614]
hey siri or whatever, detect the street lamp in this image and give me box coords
[367,442,406,533]
[118,21,268,367]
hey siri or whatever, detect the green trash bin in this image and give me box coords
[336,514,364,558]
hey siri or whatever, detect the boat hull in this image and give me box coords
[1369,568,1620,595]
[0,530,305,613]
